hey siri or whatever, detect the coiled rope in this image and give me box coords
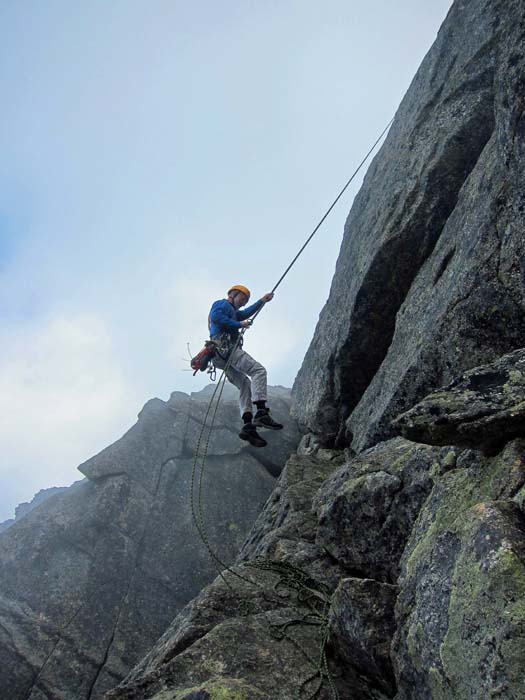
[189,115,395,699]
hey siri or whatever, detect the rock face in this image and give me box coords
[0,484,83,533]
[393,348,525,453]
[0,385,300,700]
[105,435,525,700]
[106,444,404,700]
[292,0,525,451]
[393,440,525,699]
[314,438,442,584]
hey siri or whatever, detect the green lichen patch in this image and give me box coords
[404,441,525,578]
[438,503,525,698]
[507,369,524,385]
[174,678,267,700]
[395,439,525,699]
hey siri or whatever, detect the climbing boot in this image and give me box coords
[253,408,283,430]
[239,422,267,448]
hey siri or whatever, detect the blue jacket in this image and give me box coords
[209,298,264,339]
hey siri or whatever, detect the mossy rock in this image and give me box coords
[393,441,525,699]
[175,678,268,700]
[393,349,525,453]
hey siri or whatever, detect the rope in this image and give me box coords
[189,346,340,699]
[270,115,395,296]
[188,115,395,698]
[190,332,264,591]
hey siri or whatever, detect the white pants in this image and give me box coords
[214,347,267,417]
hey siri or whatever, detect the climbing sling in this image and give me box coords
[190,341,217,375]
[190,331,242,376]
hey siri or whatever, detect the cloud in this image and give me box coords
[0,310,142,519]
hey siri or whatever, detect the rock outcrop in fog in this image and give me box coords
[0,486,78,534]
[0,385,300,700]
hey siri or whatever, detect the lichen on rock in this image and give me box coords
[393,348,525,453]
[393,440,525,699]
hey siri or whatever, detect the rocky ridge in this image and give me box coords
[0,483,84,534]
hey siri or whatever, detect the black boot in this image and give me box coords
[239,422,267,448]
[253,408,283,430]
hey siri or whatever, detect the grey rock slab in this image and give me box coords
[393,347,525,453]
[328,578,398,696]
[293,0,504,444]
[344,3,525,451]
[115,564,286,686]
[348,126,525,452]
[238,453,344,591]
[107,449,400,700]
[109,607,375,700]
[314,438,450,583]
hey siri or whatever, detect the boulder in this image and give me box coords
[314,438,448,583]
[393,348,525,453]
[328,578,398,696]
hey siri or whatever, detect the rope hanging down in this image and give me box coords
[189,115,395,700]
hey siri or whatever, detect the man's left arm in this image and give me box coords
[236,299,264,321]
[237,293,274,320]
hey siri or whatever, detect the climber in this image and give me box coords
[209,285,283,447]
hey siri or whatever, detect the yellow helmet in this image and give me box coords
[228,284,251,300]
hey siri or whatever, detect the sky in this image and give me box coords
[0,0,453,521]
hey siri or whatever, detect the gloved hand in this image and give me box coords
[241,319,253,328]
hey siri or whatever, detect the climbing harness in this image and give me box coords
[190,332,242,381]
[189,115,395,699]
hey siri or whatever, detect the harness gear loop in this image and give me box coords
[190,340,218,375]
